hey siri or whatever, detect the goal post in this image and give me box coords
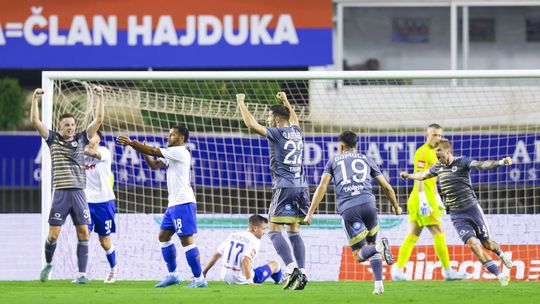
[40,70,540,281]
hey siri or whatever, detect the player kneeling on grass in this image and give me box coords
[302,131,402,295]
[400,139,513,286]
[202,215,283,285]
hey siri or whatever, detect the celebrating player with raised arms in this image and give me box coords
[202,215,283,285]
[237,92,309,290]
[33,86,104,284]
[117,125,207,288]
[401,139,513,286]
[303,131,402,295]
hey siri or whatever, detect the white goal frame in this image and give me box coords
[40,69,540,267]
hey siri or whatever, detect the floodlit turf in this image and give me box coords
[0,280,538,304]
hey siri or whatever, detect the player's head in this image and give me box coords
[88,130,103,148]
[168,125,189,147]
[435,138,453,164]
[248,214,268,239]
[267,105,290,127]
[338,130,357,152]
[426,123,443,148]
[57,113,76,138]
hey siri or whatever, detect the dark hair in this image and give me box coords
[172,125,189,141]
[248,214,268,227]
[437,138,453,153]
[428,123,443,130]
[269,104,290,121]
[58,113,75,123]
[339,131,357,149]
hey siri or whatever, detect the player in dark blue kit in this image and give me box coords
[400,139,513,286]
[237,92,309,290]
[303,131,402,295]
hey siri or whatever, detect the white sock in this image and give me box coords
[375,242,383,253]
[286,262,297,274]
[78,272,86,277]
[374,280,383,289]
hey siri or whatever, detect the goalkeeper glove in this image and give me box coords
[419,192,432,217]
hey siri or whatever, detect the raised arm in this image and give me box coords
[236,94,267,137]
[400,170,435,181]
[86,86,105,138]
[30,88,49,139]
[302,173,333,225]
[84,147,102,160]
[202,251,222,278]
[116,136,164,157]
[276,91,299,126]
[374,175,402,215]
[470,157,512,170]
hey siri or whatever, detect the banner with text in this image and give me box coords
[0,0,333,68]
[0,133,538,187]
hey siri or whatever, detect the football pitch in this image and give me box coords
[0,281,538,304]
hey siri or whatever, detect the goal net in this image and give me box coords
[41,71,540,282]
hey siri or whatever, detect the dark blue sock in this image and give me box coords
[370,253,383,281]
[288,232,306,269]
[271,269,283,283]
[106,247,117,269]
[161,242,177,273]
[185,245,202,278]
[45,239,57,264]
[483,260,501,276]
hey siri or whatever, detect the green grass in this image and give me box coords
[0,281,538,304]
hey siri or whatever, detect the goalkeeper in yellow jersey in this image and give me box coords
[392,124,466,281]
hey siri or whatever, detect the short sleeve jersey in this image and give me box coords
[429,156,478,212]
[323,152,383,214]
[159,145,196,207]
[46,130,89,190]
[265,125,307,189]
[84,146,116,203]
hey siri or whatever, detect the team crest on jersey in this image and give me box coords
[452,166,458,172]
[352,222,362,230]
[71,141,78,147]
[285,204,292,211]
[417,161,425,169]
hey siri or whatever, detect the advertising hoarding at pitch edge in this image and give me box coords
[0,0,333,68]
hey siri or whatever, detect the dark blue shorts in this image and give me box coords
[253,264,273,284]
[160,203,197,237]
[268,187,309,224]
[341,203,379,251]
[451,204,491,244]
[49,189,90,226]
[88,200,116,236]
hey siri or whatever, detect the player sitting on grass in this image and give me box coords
[303,131,402,295]
[400,138,513,286]
[202,215,283,285]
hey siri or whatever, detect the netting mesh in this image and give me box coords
[46,74,540,281]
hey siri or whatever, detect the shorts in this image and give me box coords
[48,189,90,226]
[268,187,309,224]
[88,200,116,236]
[451,204,491,244]
[341,203,379,251]
[160,203,197,237]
